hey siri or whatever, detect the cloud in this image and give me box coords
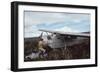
[24,11,66,27]
[25,31,41,37]
[54,26,79,33]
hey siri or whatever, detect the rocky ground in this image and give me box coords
[24,37,90,62]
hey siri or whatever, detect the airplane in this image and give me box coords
[38,29,90,49]
[25,29,90,60]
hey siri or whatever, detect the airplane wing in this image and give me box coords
[38,29,90,37]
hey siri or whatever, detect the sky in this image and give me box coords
[24,11,90,38]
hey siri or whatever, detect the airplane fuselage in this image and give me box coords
[42,34,89,49]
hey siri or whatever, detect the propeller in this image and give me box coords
[47,35,52,40]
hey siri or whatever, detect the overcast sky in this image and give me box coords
[24,11,90,38]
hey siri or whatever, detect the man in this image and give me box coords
[38,38,46,58]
